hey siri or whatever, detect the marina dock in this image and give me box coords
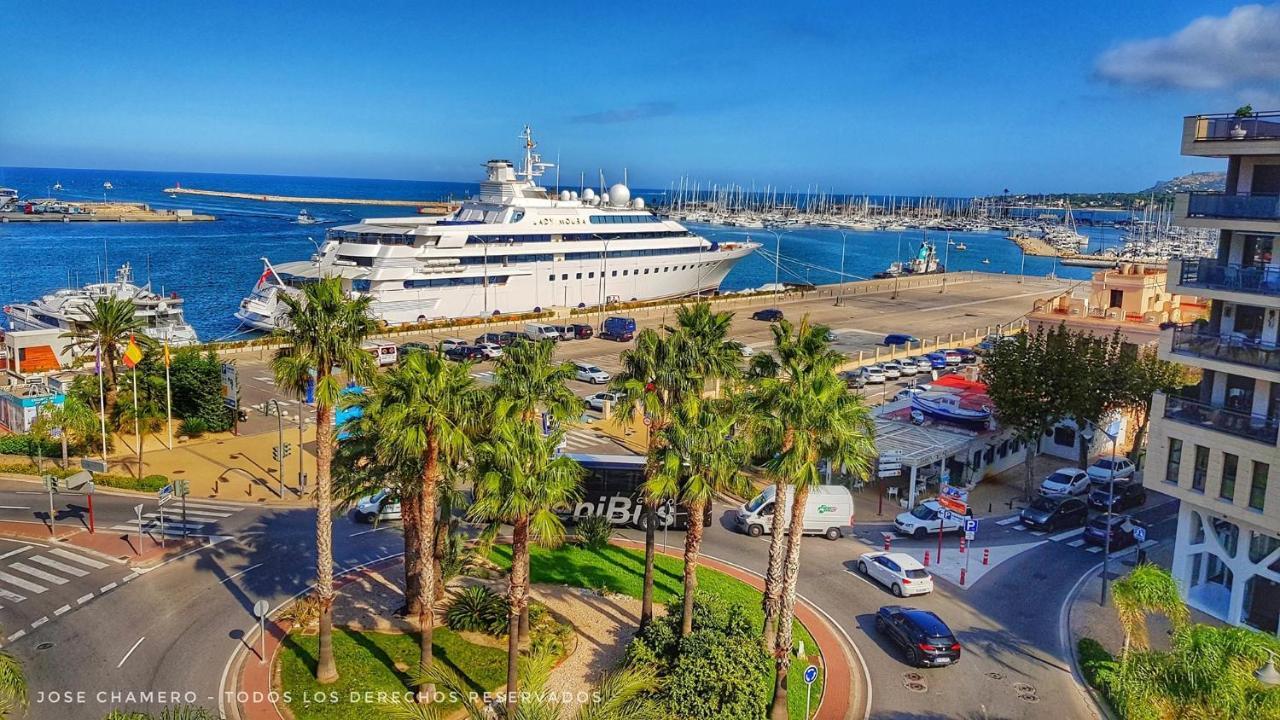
[163,186,457,213]
[0,201,214,223]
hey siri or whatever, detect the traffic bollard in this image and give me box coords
[982,548,990,566]
[884,536,891,552]
[959,568,967,586]
[923,551,930,567]
[959,537,967,554]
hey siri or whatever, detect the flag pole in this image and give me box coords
[97,335,108,463]
[133,366,140,469]
[164,343,173,450]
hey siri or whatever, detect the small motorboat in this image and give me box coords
[103,181,113,190]
[981,258,991,264]
[911,392,991,426]
[53,181,62,191]
[296,209,319,224]
[955,242,967,251]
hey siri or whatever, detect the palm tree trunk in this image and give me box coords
[433,489,449,603]
[60,435,68,470]
[762,480,789,650]
[314,401,339,684]
[519,554,531,642]
[507,515,531,715]
[680,499,706,637]
[417,441,440,702]
[640,501,657,629]
[402,492,423,616]
[769,482,811,720]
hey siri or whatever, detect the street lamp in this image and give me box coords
[1256,650,1280,686]
[768,229,783,298]
[892,232,903,300]
[940,232,951,294]
[837,230,848,307]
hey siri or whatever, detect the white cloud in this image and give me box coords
[1095,4,1280,90]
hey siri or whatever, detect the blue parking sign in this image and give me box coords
[964,518,978,535]
[803,665,819,685]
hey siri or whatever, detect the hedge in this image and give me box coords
[93,474,170,492]
[1077,637,1113,687]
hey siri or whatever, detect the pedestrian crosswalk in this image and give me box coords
[109,499,244,539]
[996,513,1159,556]
[470,370,496,382]
[0,546,113,605]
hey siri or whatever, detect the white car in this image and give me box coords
[1039,467,1092,497]
[585,391,622,411]
[912,357,933,372]
[857,551,934,597]
[879,362,903,380]
[354,489,401,522]
[894,500,971,539]
[574,361,611,384]
[893,387,927,402]
[1086,457,1136,485]
[476,342,504,359]
[738,344,757,357]
[862,366,887,384]
[896,361,918,376]
[439,338,467,352]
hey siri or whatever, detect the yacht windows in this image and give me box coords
[353,280,371,292]
[403,276,507,289]
[549,275,555,282]
[576,273,582,280]
[589,214,658,224]
[561,274,568,280]
[588,272,595,279]
[611,270,617,277]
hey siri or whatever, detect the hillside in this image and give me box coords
[1138,171,1226,195]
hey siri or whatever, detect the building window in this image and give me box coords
[643,268,649,275]
[548,274,555,282]
[575,273,582,280]
[588,271,595,279]
[1250,461,1270,511]
[561,274,568,281]
[1165,439,1182,485]
[1192,445,1209,492]
[611,270,617,277]
[1221,453,1238,501]
[623,270,628,276]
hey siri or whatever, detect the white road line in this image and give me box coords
[100,582,117,593]
[0,506,31,510]
[121,572,138,583]
[6,630,24,642]
[995,516,1021,526]
[349,526,395,538]
[76,593,93,605]
[112,519,207,531]
[48,548,109,569]
[9,563,69,585]
[0,588,25,603]
[1029,531,1047,537]
[179,501,245,511]
[1049,528,1085,542]
[117,636,145,668]
[27,555,89,577]
[151,508,232,518]
[53,604,70,616]
[1085,546,1102,553]
[30,617,47,629]
[0,570,48,593]
[1011,524,1027,531]
[0,546,32,560]
[218,563,264,584]
[1067,539,1086,548]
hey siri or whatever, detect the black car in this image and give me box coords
[399,341,433,357]
[444,345,484,362]
[752,308,784,322]
[1087,482,1148,512]
[1082,514,1148,550]
[838,369,867,389]
[474,332,515,347]
[567,323,594,340]
[875,606,962,667]
[953,348,978,364]
[1019,495,1089,532]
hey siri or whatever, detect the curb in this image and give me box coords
[1061,562,1126,720]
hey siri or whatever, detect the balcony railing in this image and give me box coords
[1191,111,1280,142]
[1178,258,1280,296]
[1185,192,1280,221]
[1169,323,1280,372]
[1164,396,1280,445]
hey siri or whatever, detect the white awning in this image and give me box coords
[873,418,975,467]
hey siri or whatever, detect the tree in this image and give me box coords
[31,396,98,468]
[1111,563,1189,657]
[113,368,167,473]
[1049,327,1129,469]
[981,327,1068,499]
[669,302,742,397]
[0,647,25,719]
[164,349,233,432]
[652,395,749,637]
[369,349,480,701]
[471,419,583,717]
[60,297,147,391]
[270,278,377,684]
[1118,345,1197,464]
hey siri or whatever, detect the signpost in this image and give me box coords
[253,599,271,665]
[174,479,190,535]
[133,503,145,554]
[803,664,819,719]
[1133,525,1147,543]
[41,474,58,535]
[64,470,96,534]
[963,518,978,586]
[157,485,173,549]
[936,485,969,563]
[221,362,239,436]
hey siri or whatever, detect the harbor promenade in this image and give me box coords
[162,185,457,212]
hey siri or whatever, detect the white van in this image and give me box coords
[524,323,560,342]
[735,485,855,540]
[362,341,399,367]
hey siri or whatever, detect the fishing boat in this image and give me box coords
[296,209,319,224]
[981,258,991,264]
[911,392,991,426]
[102,181,114,190]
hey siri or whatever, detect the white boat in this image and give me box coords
[102,181,113,190]
[4,262,199,346]
[911,392,991,426]
[52,181,62,191]
[235,127,759,331]
[296,209,319,224]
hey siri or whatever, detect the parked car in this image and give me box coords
[874,606,962,667]
[1039,468,1091,497]
[1087,482,1148,512]
[824,330,838,341]
[911,356,933,372]
[954,348,978,364]
[752,308,784,322]
[883,333,919,347]
[444,344,484,361]
[894,500,972,539]
[924,352,948,369]
[524,323,561,342]
[1082,514,1148,550]
[857,552,933,597]
[942,349,962,365]
[600,316,636,342]
[862,366,887,384]
[584,391,623,412]
[893,387,928,402]
[567,323,594,340]
[399,341,433,357]
[1019,495,1089,531]
[574,361,611,384]
[353,489,401,523]
[474,332,514,346]
[1086,457,1136,485]
[439,338,468,352]
[499,330,522,345]
[880,362,903,380]
[895,360,919,376]
[476,342,504,359]
[839,369,867,389]
[737,343,756,357]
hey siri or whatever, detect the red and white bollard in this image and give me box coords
[982,548,990,566]
[959,567,967,586]
[959,537,967,554]
[883,534,892,552]
[923,551,930,567]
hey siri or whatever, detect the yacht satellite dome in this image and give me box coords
[559,190,571,201]
[582,188,596,200]
[600,192,610,205]
[609,183,631,207]
[570,191,579,200]
[632,197,645,209]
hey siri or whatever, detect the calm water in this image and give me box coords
[0,167,1100,340]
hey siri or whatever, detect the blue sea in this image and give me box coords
[0,167,1106,341]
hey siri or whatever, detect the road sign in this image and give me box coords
[803,665,819,685]
[64,470,93,491]
[1133,526,1147,543]
[877,462,902,473]
[158,484,174,505]
[964,518,978,534]
[938,484,969,515]
[253,599,270,618]
[80,458,109,473]
[221,362,238,409]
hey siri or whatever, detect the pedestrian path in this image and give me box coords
[0,546,111,607]
[995,513,1159,554]
[108,499,245,539]
[470,370,495,382]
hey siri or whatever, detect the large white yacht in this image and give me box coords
[5,263,200,346]
[235,128,758,331]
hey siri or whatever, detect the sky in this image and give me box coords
[2,1,1278,196]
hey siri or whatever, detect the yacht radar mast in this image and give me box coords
[519,125,554,183]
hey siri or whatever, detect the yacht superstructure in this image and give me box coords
[235,128,758,331]
[4,262,199,345]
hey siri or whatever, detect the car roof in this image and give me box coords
[902,609,952,635]
[882,552,924,570]
[1053,467,1086,475]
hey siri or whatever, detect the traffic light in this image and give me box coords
[42,475,59,493]
[175,479,190,497]
[272,443,293,462]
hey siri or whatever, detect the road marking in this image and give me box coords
[1066,539,1086,548]
[1011,524,1027,531]
[995,516,1021,526]
[1049,528,1085,542]
[349,525,395,537]
[117,636,145,668]
[0,570,48,593]
[30,617,47,629]
[76,593,93,605]
[0,506,31,510]
[48,548,109,569]
[0,588,25,603]
[152,508,232,519]
[6,630,24,642]
[1085,546,1102,553]
[178,500,245,511]
[53,604,70,616]
[9,563,69,585]
[100,582,118,593]
[112,519,207,531]
[1029,531,1047,537]
[27,555,89,577]
[0,546,32,560]
[121,572,138,583]
[219,563,264,584]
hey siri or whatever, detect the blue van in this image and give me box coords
[883,333,919,347]
[600,316,636,342]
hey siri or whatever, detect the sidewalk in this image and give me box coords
[0,519,213,569]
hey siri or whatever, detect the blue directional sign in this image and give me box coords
[803,665,819,685]
[1132,526,1147,543]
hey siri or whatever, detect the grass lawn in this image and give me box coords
[278,627,506,720]
[491,543,825,720]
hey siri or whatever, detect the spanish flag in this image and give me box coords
[163,341,171,367]
[122,335,143,369]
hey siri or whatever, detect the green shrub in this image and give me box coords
[178,417,209,437]
[444,585,509,635]
[1078,637,1113,688]
[576,514,614,550]
[0,462,75,478]
[0,434,60,457]
[94,474,169,492]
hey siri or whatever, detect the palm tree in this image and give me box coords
[748,317,875,720]
[1111,563,1190,657]
[610,328,694,628]
[669,302,742,397]
[31,396,98,468]
[652,394,749,637]
[60,297,146,390]
[270,278,377,684]
[370,349,480,700]
[471,420,583,716]
[0,645,25,719]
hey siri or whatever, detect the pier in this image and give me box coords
[0,201,214,223]
[162,186,457,213]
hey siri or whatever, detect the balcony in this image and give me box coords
[1169,323,1280,373]
[1163,395,1279,445]
[1183,111,1280,156]
[1186,192,1280,221]
[1177,258,1280,297]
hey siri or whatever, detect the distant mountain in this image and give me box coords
[1139,172,1226,195]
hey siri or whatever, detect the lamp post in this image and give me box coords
[892,232,903,300]
[265,400,285,498]
[940,232,951,294]
[837,230,848,306]
[769,229,783,298]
